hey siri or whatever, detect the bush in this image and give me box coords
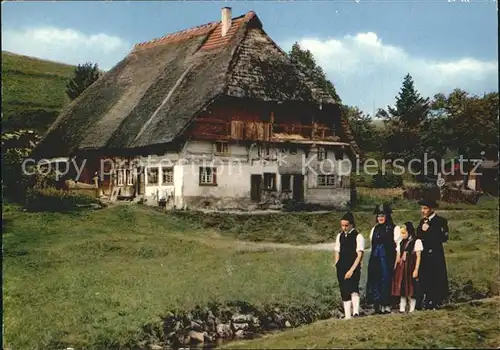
[371,171,403,188]
[402,182,441,202]
[1,129,45,202]
[25,187,101,212]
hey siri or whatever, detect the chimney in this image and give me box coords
[221,7,232,37]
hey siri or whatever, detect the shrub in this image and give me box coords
[402,182,441,201]
[371,171,403,188]
[1,129,45,202]
[25,187,101,212]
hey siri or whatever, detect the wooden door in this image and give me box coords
[251,175,262,201]
[293,175,304,201]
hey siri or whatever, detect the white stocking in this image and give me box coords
[399,297,407,312]
[351,293,360,315]
[343,301,352,319]
[409,298,417,312]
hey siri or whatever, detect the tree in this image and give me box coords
[431,89,499,160]
[385,73,430,128]
[66,62,100,101]
[342,105,381,151]
[288,42,341,102]
[377,74,431,173]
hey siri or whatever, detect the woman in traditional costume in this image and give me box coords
[391,221,422,313]
[366,203,401,314]
[333,212,365,319]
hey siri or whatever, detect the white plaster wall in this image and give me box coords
[182,161,251,198]
[137,141,353,209]
[304,146,351,206]
[174,164,184,208]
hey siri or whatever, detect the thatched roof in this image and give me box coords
[33,11,359,159]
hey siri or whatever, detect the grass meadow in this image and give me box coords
[2,193,499,349]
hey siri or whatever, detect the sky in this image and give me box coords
[2,0,498,115]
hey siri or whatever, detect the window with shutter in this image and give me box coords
[199,167,217,186]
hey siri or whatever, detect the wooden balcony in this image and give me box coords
[190,118,336,142]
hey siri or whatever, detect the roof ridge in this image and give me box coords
[133,11,255,51]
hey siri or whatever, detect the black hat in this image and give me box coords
[418,198,438,208]
[373,203,392,215]
[341,212,355,226]
[402,221,416,237]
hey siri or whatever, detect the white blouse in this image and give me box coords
[369,225,402,253]
[413,239,423,252]
[334,228,365,253]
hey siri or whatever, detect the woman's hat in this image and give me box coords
[373,203,392,215]
[402,221,415,237]
[341,212,355,226]
[418,197,438,208]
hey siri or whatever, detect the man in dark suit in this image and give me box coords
[416,198,450,310]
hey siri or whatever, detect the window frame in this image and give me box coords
[126,169,134,186]
[263,172,277,191]
[317,147,327,161]
[161,167,174,185]
[214,141,230,156]
[117,169,125,186]
[147,167,159,186]
[199,167,217,186]
[317,174,337,187]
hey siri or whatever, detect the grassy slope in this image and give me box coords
[1,51,75,132]
[225,298,500,349]
[164,194,499,245]
[3,199,499,349]
[3,204,338,349]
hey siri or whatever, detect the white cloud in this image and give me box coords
[2,26,131,71]
[283,33,498,115]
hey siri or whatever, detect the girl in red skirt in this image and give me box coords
[392,221,423,313]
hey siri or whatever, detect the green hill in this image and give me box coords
[1,51,75,133]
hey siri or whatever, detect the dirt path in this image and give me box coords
[195,208,496,215]
[234,241,337,252]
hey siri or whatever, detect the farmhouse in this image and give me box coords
[439,158,499,195]
[32,8,360,210]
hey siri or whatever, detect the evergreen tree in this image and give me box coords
[377,74,430,168]
[66,62,100,101]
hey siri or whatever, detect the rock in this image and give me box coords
[203,331,213,343]
[188,330,204,345]
[231,314,252,323]
[188,320,203,332]
[174,321,182,331]
[251,316,260,325]
[285,320,291,328]
[136,340,147,348]
[149,345,163,350]
[232,322,249,331]
[272,312,284,325]
[235,330,245,338]
[216,323,232,338]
